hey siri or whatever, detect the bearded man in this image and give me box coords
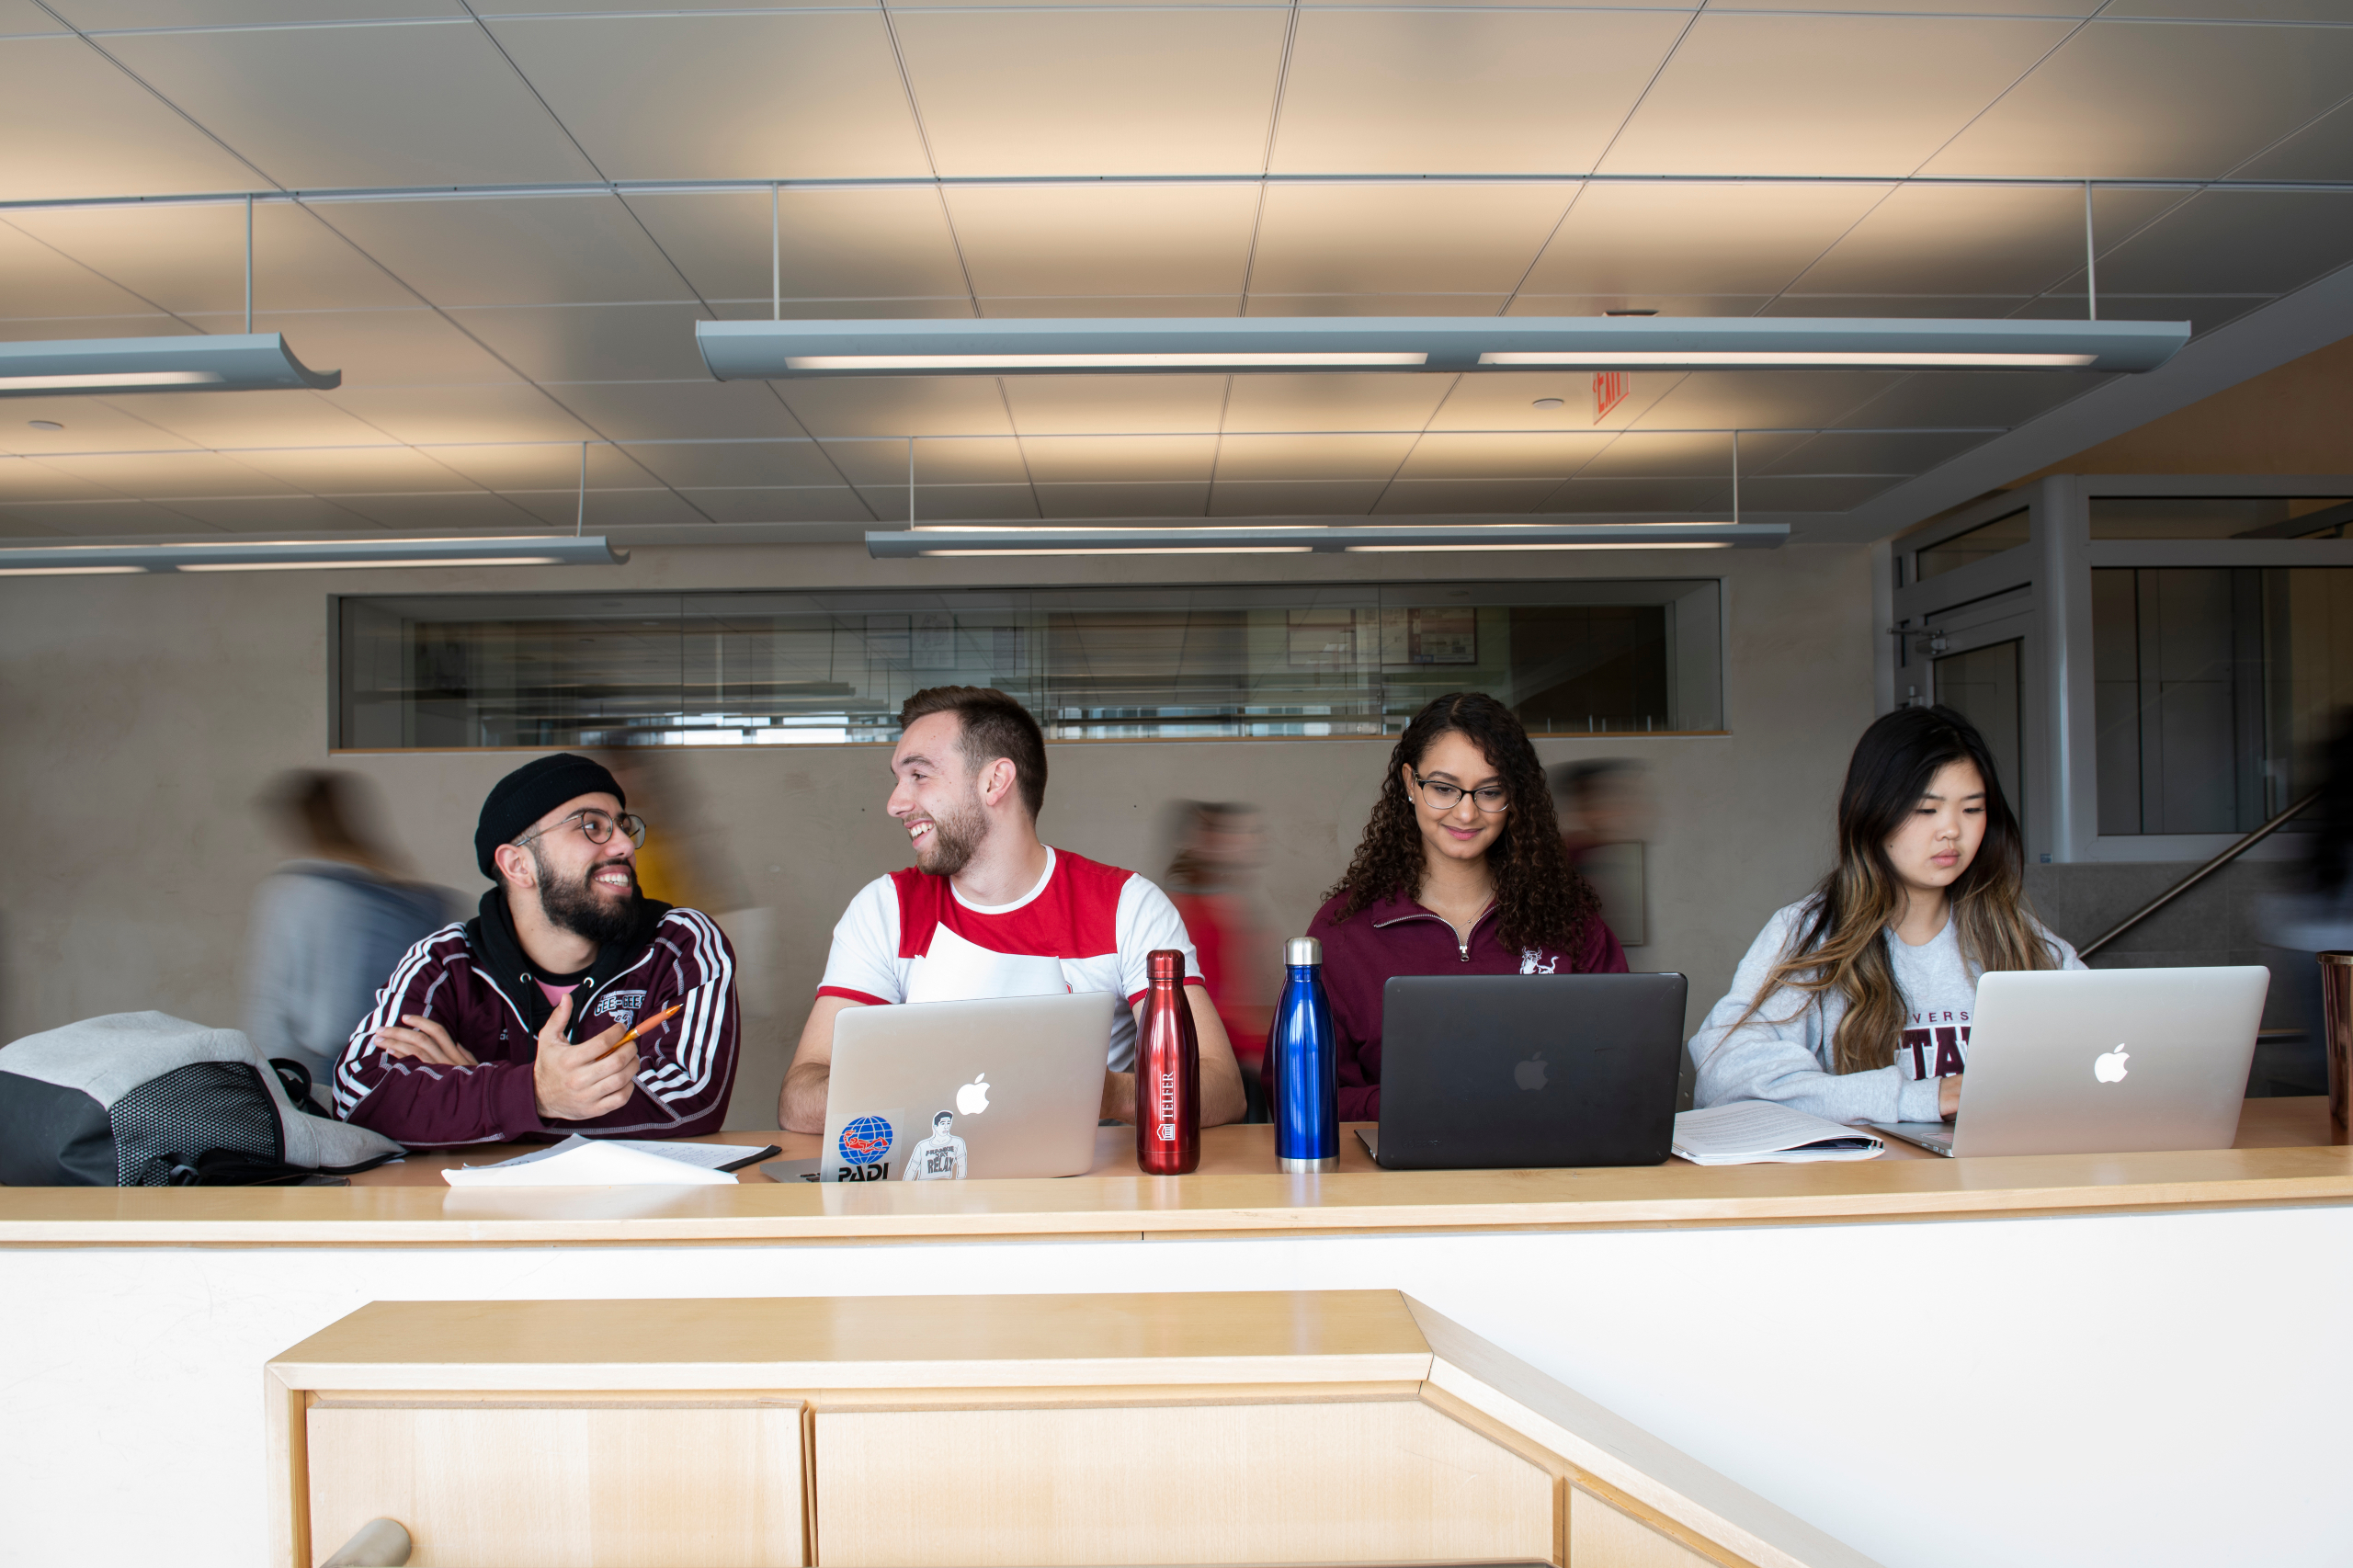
[333,753,739,1147]
[780,687,1245,1134]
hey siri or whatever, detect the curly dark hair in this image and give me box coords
[1326,692,1599,954]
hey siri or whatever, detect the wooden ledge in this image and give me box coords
[8,1102,2347,1248]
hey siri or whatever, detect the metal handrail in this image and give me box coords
[2077,789,2324,960]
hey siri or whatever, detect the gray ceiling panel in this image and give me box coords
[56,0,461,25]
[1267,9,1685,175]
[99,23,602,188]
[1371,478,1570,514]
[485,13,930,181]
[1248,184,1573,296]
[449,303,712,385]
[0,36,264,199]
[1206,480,1392,517]
[6,201,416,317]
[2094,193,2353,297]
[1211,433,1418,483]
[629,188,971,306]
[1923,20,2353,178]
[1601,14,2075,176]
[1790,185,2191,300]
[945,184,1258,301]
[526,381,809,445]
[2233,97,2353,183]
[1518,182,1890,299]
[313,197,692,309]
[891,9,1291,177]
[1035,481,1211,518]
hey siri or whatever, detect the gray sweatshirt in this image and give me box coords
[1688,898,2086,1125]
[243,861,457,1088]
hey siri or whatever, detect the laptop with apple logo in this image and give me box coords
[787,991,1117,1183]
[1361,972,1688,1170]
[1870,965,2268,1157]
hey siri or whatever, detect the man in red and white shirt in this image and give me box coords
[780,687,1247,1134]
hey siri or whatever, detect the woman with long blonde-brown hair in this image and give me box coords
[1688,705,2085,1125]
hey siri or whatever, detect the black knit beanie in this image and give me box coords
[475,753,626,879]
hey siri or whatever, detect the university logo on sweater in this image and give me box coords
[1900,1007,1969,1080]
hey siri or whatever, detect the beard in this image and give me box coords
[532,846,641,948]
[912,788,990,878]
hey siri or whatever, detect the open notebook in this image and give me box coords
[442,1134,780,1187]
[1671,1103,1885,1166]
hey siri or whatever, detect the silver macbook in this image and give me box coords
[806,991,1115,1182]
[1872,965,2268,1158]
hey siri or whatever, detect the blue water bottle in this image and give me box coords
[1271,937,1339,1173]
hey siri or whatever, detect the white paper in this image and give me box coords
[1671,1101,1885,1165]
[442,1138,739,1187]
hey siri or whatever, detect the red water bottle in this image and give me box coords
[1135,949,1200,1175]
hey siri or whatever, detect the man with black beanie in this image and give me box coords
[330,753,740,1147]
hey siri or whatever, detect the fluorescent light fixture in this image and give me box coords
[870,521,1786,558]
[705,316,2188,381]
[1478,351,2097,369]
[0,334,340,398]
[0,535,625,574]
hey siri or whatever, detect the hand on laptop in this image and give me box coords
[1939,1073,1964,1120]
[531,992,639,1121]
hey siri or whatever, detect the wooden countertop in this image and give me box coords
[4,1098,2344,1248]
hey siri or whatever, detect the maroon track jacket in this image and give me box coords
[331,890,739,1148]
[1282,888,1628,1122]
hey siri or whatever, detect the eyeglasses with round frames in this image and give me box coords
[1413,776,1510,813]
[512,808,648,852]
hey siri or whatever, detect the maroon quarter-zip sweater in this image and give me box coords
[1290,888,1628,1122]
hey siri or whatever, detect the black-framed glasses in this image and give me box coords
[1413,776,1510,813]
[513,809,647,851]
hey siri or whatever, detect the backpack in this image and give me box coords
[0,1011,403,1186]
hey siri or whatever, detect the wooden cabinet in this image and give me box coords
[267,1291,1878,1568]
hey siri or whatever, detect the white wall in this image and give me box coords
[0,541,1870,1125]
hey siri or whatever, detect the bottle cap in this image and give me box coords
[1147,949,1188,983]
[1286,937,1322,967]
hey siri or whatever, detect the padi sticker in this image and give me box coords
[835,1114,893,1182]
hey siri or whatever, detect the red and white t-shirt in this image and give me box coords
[816,847,1204,1072]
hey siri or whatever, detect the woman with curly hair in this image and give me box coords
[1291,692,1626,1121]
[1688,705,2083,1125]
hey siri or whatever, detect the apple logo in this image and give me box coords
[2093,1045,2130,1084]
[956,1073,992,1116]
[1514,1053,1548,1091]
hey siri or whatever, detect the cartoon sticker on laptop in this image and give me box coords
[903,1109,970,1181]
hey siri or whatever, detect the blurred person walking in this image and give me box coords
[1165,801,1279,1122]
[244,771,458,1099]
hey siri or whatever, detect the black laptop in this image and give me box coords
[1364,972,1688,1170]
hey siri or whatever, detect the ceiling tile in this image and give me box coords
[30,449,302,496]
[1210,372,1448,434]
[892,9,1290,176]
[157,494,386,531]
[1206,480,1390,516]
[945,185,1259,300]
[313,197,691,309]
[1034,481,1210,518]
[1711,0,2091,10]
[1268,10,1686,175]
[770,378,1015,440]
[1393,431,1616,480]
[0,218,165,318]
[1789,185,2190,299]
[0,312,180,338]
[1019,435,1219,483]
[1738,475,1904,510]
[1371,478,1563,514]
[0,458,129,503]
[906,483,1039,523]
[1923,20,2353,178]
[1426,369,1679,432]
[2233,96,2353,182]
[237,308,524,389]
[980,296,1245,319]
[2093,192,2353,297]
[2082,0,2352,28]
[0,2,67,35]
[892,435,1032,488]
[0,36,264,199]
[1545,477,1728,513]
[485,13,929,181]
[1245,293,1514,316]
[449,303,710,384]
[1505,295,1777,319]
[57,0,463,25]
[0,498,219,534]
[523,381,801,444]
[1211,433,1416,483]
[674,487,876,525]
[317,383,594,445]
[2006,292,2271,338]
[1629,369,1904,431]
[1760,295,2034,318]
[1756,429,1991,475]
[999,375,1230,436]
[1518,182,1890,299]
[1602,14,2075,176]
[228,445,483,492]
[1828,369,2108,430]
[1526,430,1731,480]
[0,509,75,539]
[624,440,861,491]
[628,188,970,306]
[0,399,204,454]
[10,200,414,317]
[97,388,389,449]
[1248,184,1574,295]
[99,23,601,188]
[341,491,605,530]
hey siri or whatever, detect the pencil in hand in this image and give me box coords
[613,1002,684,1049]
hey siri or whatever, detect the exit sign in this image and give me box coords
[1593,371,1630,424]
